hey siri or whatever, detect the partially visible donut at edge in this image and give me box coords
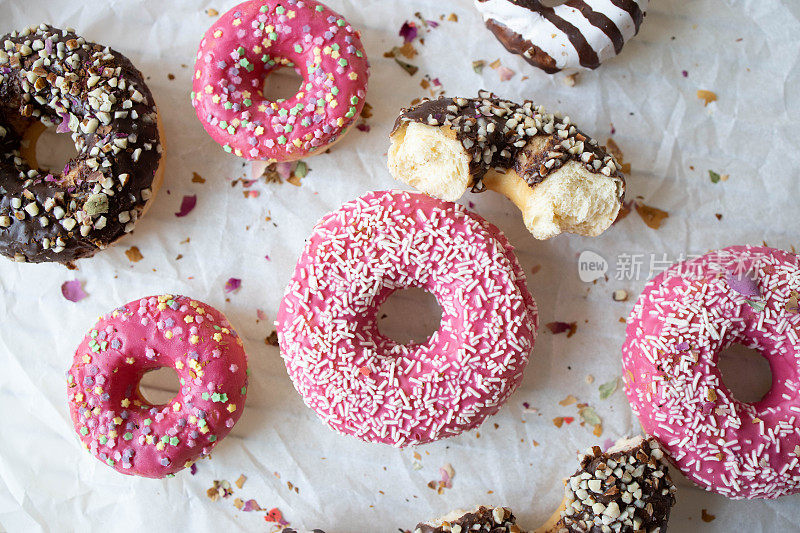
[0,24,164,263]
[474,0,648,73]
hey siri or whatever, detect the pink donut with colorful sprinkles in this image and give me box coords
[622,246,800,499]
[276,190,539,446]
[67,295,249,478]
[192,0,370,161]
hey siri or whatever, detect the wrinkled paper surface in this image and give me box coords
[1,0,800,531]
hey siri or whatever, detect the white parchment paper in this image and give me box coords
[1,0,800,531]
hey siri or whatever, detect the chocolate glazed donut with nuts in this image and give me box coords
[388,92,624,240]
[0,24,164,263]
[475,0,648,73]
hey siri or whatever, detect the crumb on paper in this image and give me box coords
[235,474,247,489]
[546,321,578,338]
[612,289,628,302]
[635,202,669,229]
[265,331,279,346]
[125,246,143,262]
[564,72,579,87]
[697,90,717,106]
[559,394,578,407]
[192,172,205,183]
[701,509,716,522]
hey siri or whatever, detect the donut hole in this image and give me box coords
[21,121,77,175]
[261,66,304,103]
[139,367,181,406]
[377,287,442,345]
[718,343,773,404]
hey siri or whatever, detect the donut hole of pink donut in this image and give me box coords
[261,66,305,103]
[192,0,370,162]
[277,190,539,447]
[622,246,800,499]
[138,366,182,406]
[717,343,774,404]
[376,286,443,345]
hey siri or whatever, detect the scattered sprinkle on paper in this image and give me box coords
[265,507,287,525]
[579,405,602,427]
[599,377,620,400]
[192,171,206,183]
[472,60,486,74]
[399,21,418,43]
[175,195,197,217]
[559,395,578,407]
[394,57,419,76]
[224,277,242,293]
[256,309,268,321]
[497,66,515,81]
[61,280,87,302]
[125,246,143,262]
[242,499,262,512]
[697,90,717,106]
[235,474,247,489]
[701,509,716,522]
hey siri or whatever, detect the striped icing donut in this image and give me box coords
[623,246,800,499]
[276,190,538,446]
[474,0,647,72]
[191,0,369,161]
[67,295,248,478]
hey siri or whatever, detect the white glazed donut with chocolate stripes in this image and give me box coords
[475,0,648,73]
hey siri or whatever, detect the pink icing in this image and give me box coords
[191,0,369,161]
[67,295,249,478]
[622,246,800,499]
[276,190,539,446]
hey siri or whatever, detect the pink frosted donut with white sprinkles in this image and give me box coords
[276,190,538,446]
[623,246,800,499]
[67,295,249,478]
[191,0,369,161]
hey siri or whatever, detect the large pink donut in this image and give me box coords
[67,295,249,478]
[622,246,800,499]
[191,0,370,161]
[276,190,539,446]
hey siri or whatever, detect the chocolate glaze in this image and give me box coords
[415,506,521,533]
[392,92,624,198]
[0,24,161,263]
[477,0,646,72]
[556,437,676,533]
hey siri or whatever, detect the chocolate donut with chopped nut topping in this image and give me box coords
[536,436,677,533]
[0,24,164,263]
[415,506,524,533]
[388,91,624,240]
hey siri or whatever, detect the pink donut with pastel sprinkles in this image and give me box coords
[623,246,800,499]
[276,190,539,446]
[192,0,370,161]
[67,295,249,478]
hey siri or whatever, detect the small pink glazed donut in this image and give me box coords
[192,0,370,161]
[622,246,800,499]
[276,190,539,446]
[67,295,249,478]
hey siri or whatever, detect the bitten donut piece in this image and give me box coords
[389,92,624,240]
[415,506,524,533]
[67,295,248,478]
[537,436,676,533]
[474,0,648,73]
[0,24,164,263]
